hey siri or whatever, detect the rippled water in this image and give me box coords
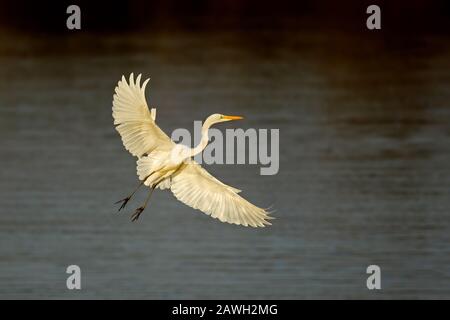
[0,30,449,299]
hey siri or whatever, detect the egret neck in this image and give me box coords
[188,114,243,158]
[189,121,210,157]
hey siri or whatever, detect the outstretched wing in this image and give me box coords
[170,160,273,227]
[112,73,173,158]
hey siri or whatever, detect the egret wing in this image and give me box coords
[170,160,273,227]
[112,73,173,158]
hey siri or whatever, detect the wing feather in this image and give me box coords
[112,73,173,158]
[170,161,273,227]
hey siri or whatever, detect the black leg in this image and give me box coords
[131,186,155,222]
[115,181,144,211]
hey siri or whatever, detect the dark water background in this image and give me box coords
[0,27,449,299]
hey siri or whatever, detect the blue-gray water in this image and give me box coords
[0,31,449,299]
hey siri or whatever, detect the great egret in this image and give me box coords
[112,73,273,227]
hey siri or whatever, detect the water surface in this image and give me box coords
[0,30,449,299]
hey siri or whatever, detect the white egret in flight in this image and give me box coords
[112,73,273,227]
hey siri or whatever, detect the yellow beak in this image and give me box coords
[222,115,244,120]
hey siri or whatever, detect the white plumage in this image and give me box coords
[112,73,273,227]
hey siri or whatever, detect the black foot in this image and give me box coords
[115,196,131,211]
[131,206,145,222]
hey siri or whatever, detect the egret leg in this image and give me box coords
[131,186,155,222]
[115,181,144,211]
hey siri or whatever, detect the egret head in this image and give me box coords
[205,113,244,127]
